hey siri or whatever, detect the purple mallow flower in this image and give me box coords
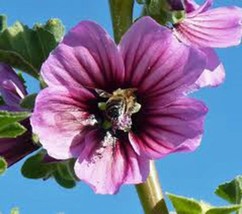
[0,64,38,166]
[31,17,208,194]
[172,0,242,88]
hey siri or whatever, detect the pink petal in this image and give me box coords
[124,144,149,185]
[174,6,242,48]
[129,98,208,159]
[74,130,149,194]
[187,0,213,17]
[195,48,225,88]
[173,134,203,152]
[31,86,96,159]
[42,21,124,90]
[183,0,199,13]
[119,17,206,105]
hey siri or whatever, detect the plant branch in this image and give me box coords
[108,0,134,43]
[135,161,169,214]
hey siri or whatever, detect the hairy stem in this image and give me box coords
[108,0,134,43]
[135,161,169,214]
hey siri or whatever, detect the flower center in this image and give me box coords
[97,88,141,132]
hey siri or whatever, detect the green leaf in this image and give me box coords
[54,170,76,189]
[0,111,30,127]
[53,160,77,189]
[0,111,29,138]
[10,207,19,214]
[22,150,77,189]
[168,193,241,214]
[21,151,52,179]
[215,176,242,205]
[0,122,27,138]
[55,161,76,181]
[41,19,65,42]
[206,206,241,214]
[0,15,64,78]
[167,193,203,214]
[0,157,7,175]
[20,93,37,110]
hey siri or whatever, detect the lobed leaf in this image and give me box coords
[206,206,241,214]
[0,122,27,138]
[215,176,242,205]
[21,150,77,189]
[167,193,241,214]
[0,15,64,78]
[167,193,203,214]
[21,151,52,179]
[54,170,76,189]
[0,111,30,127]
[0,111,29,138]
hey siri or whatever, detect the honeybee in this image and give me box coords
[96,88,141,121]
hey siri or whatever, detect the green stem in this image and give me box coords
[108,0,134,43]
[135,161,169,214]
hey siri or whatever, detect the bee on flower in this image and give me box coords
[31,17,208,194]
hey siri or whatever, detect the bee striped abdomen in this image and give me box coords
[97,88,141,132]
[105,99,125,120]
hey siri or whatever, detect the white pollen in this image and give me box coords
[82,114,97,126]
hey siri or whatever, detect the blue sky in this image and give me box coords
[1,0,242,213]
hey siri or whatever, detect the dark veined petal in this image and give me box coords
[31,86,96,159]
[74,129,149,194]
[0,63,27,107]
[120,17,206,105]
[129,98,208,159]
[41,21,124,90]
[174,6,242,48]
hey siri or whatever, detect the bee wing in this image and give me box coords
[95,89,112,98]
